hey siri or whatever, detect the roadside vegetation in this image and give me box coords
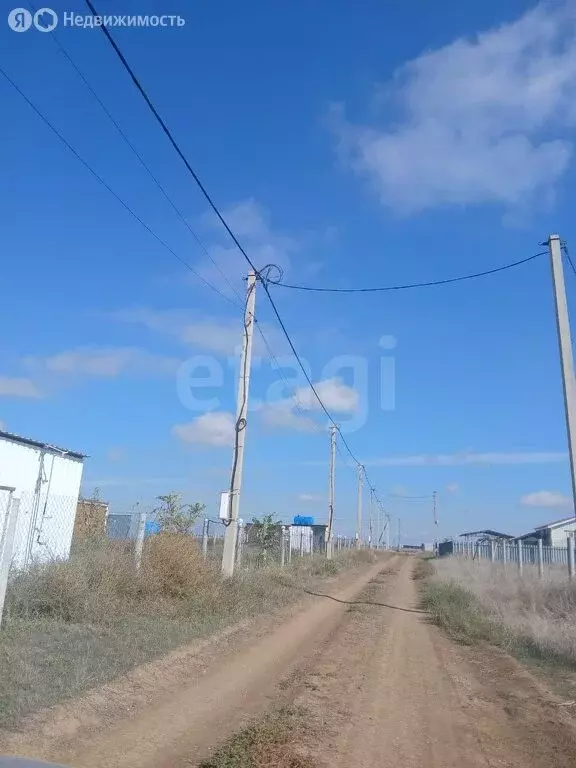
[199,706,318,768]
[421,556,576,671]
[0,534,376,728]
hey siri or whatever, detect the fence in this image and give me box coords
[198,519,358,570]
[450,537,576,578]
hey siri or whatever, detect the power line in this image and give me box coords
[562,243,576,280]
[254,321,327,436]
[78,5,395,501]
[31,14,244,307]
[0,66,238,309]
[273,252,546,293]
[84,0,259,275]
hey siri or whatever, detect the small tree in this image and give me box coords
[251,514,281,566]
[153,492,205,534]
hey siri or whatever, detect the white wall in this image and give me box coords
[550,520,576,547]
[289,526,313,553]
[0,437,84,567]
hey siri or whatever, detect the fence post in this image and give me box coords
[0,495,19,628]
[568,535,575,581]
[134,509,147,571]
[201,518,209,559]
[517,539,523,575]
[502,541,508,564]
[490,540,495,563]
[536,539,544,578]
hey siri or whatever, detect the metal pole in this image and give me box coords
[432,490,438,552]
[201,517,209,559]
[222,270,257,577]
[568,534,575,581]
[549,234,576,511]
[134,508,147,571]
[397,517,401,551]
[490,540,495,563]
[0,495,19,628]
[502,541,508,564]
[537,538,544,578]
[517,539,523,576]
[326,425,336,560]
[356,465,363,549]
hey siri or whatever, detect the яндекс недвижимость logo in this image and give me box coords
[8,7,58,31]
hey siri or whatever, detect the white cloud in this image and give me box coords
[196,199,298,294]
[260,377,358,432]
[0,375,41,398]
[295,377,359,413]
[298,493,324,502]
[335,3,576,213]
[260,400,319,433]
[446,483,459,493]
[368,451,567,467]
[115,308,285,357]
[520,490,572,508]
[28,347,179,378]
[172,411,235,447]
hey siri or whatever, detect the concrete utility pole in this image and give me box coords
[326,425,337,559]
[368,489,373,548]
[221,270,257,577]
[549,234,576,512]
[433,490,438,552]
[356,465,363,548]
[397,517,402,551]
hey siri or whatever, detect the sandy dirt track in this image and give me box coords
[5,556,576,768]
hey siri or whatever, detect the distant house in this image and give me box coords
[532,515,576,547]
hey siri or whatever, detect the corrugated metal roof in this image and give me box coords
[535,515,576,530]
[0,430,86,460]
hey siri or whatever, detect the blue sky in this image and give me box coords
[2,0,576,541]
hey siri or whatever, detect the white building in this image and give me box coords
[534,515,576,547]
[0,430,85,568]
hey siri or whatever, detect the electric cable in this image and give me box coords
[84,0,259,275]
[28,11,244,307]
[0,66,240,309]
[273,253,546,293]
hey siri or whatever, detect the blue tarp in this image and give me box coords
[293,515,314,526]
[145,520,161,536]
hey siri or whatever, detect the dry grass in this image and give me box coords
[0,537,376,727]
[199,707,320,768]
[423,557,576,668]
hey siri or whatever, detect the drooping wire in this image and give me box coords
[562,242,576,279]
[272,253,546,293]
[28,10,244,307]
[80,1,378,481]
[0,66,240,309]
[84,0,259,276]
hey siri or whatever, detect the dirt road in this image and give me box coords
[5,556,576,768]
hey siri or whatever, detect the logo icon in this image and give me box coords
[33,7,57,31]
[8,8,32,31]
